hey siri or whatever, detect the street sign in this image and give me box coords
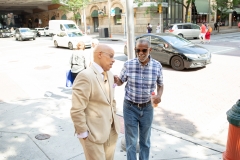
[161,2,168,7]
[111,8,115,16]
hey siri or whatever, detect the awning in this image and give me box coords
[91,10,98,17]
[195,0,210,14]
[226,8,240,13]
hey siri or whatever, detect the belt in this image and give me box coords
[126,99,151,108]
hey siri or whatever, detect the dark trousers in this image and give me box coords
[71,72,79,82]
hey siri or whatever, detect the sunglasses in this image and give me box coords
[135,48,148,53]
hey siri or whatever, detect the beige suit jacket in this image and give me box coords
[70,65,120,144]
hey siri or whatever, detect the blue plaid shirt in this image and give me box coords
[119,56,163,104]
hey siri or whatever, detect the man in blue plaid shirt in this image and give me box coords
[114,38,163,160]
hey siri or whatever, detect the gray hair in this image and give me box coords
[136,38,151,47]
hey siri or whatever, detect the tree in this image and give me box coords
[172,0,194,23]
[134,0,194,23]
[52,0,89,23]
[212,0,240,23]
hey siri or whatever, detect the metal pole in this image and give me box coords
[84,8,87,34]
[108,0,111,37]
[208,0,210,23]
[123,16,126,39]
[126,0,135,60]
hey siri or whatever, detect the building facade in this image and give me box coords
[0,0,239,34]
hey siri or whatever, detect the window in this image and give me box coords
[151,36,166,46]
[183,24,191,29]
[191,24,200,29]
[63,24,77,30]
[114,15,122,25]
[177,25,183,29]
[67,32,83,37]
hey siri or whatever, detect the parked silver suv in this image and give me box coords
[165,23,200,39]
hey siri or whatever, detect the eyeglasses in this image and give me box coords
[135,48,149,53]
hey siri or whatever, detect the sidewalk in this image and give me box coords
[0,97,225,160]
[88,26,240,41]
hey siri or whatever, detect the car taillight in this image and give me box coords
[169,30,174,32]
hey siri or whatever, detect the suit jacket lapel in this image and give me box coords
[108,71,114,105]
[91,66,110,103]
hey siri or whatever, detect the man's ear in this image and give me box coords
[149,48,152,52]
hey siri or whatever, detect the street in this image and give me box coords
[0,32,240,149]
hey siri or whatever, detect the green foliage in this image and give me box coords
[211,0,240,22]
[212,0,240,12]
[135,0,193,22]
[52,0,90,22]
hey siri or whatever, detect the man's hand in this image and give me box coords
[114,75,123,86]
[152,95,161,104]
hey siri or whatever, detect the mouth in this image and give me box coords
[138,54,146,60]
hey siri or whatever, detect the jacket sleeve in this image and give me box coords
[70,72,91,133]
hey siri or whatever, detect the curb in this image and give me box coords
[116,112,225,153]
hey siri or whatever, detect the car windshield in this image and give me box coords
[64,24,77,30]
[67,32,83,37]
[20,29,30,32]
[38,29,44,31]
[161,35,192,46]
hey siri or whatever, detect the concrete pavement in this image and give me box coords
[0,98,225,160]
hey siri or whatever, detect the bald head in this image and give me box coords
[93,44,115,71]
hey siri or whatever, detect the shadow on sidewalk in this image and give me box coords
[153,107,198,137]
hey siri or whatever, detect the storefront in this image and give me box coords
[191,0,210,24]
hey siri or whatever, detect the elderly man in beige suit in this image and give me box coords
[70,44,120,160]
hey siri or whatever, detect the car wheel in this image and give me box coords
[19,36,23,41]
[178,34,184,38]
[54,40,58,48]
[33,37,35,40]
[15,37,18,41]
[170,56,184,71]
[68,42,73,50]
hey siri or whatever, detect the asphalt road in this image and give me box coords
[0,33,240,147]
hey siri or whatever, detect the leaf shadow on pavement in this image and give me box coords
[0,98,82,160]
[153,107,198,137]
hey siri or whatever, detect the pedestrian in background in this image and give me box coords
[69,41,87,81]
[205,24,212,43]
[147,23,152,33]
[114,38,164,160]
[87,24,90,34]
[199,23,206,44]
[156,23,160,33]
[70,44,120,160]
[214,22,218,30]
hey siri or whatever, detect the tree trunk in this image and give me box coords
[185,6,189,23]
